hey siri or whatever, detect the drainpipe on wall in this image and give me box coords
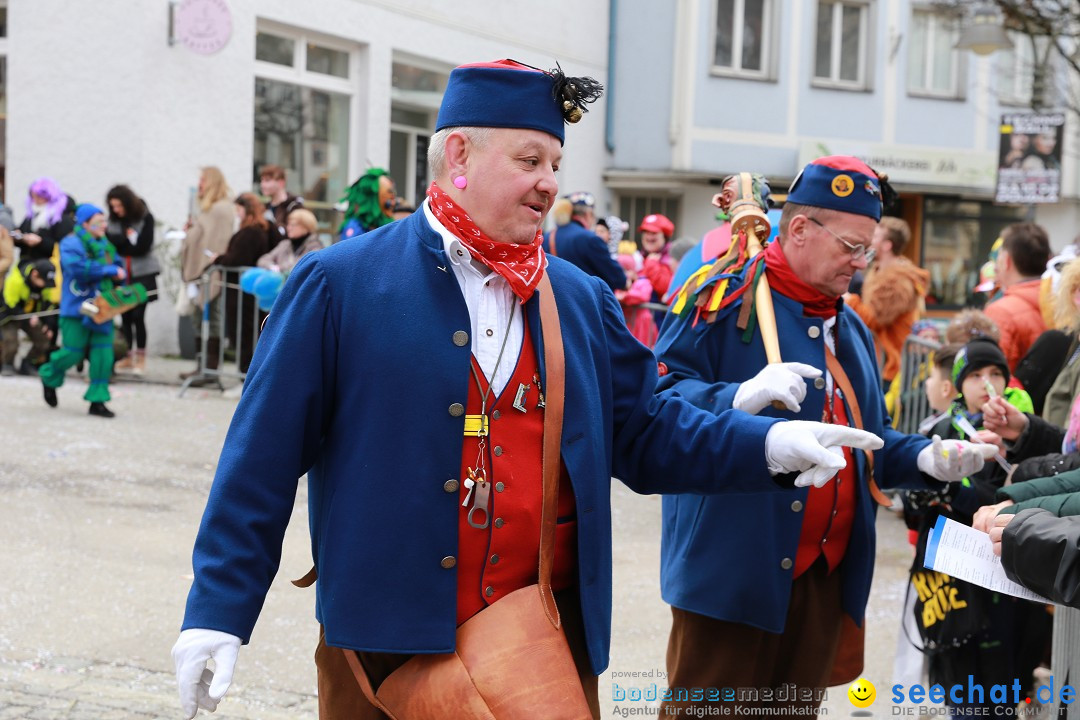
[606,0,617,153]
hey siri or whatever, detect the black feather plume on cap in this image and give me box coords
[547,63,604,124]
[867,165,899,214]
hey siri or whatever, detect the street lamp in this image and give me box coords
[954,3,1013,56]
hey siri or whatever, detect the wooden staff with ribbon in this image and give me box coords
[724,172,781,365]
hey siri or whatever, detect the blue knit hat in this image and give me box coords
[436,59,602,146]
[786,156,883,221]
[75,203,104,225]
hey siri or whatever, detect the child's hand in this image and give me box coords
[973,428,1004,453]
[981,396,1027,440]
[973,499,1015,533]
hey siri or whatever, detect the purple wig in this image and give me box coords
[26,177,69,226]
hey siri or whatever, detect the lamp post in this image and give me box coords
[954,3,1013,56]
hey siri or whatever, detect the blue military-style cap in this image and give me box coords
[435,59,603,146]
[786,156,883,221]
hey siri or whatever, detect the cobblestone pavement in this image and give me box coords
[1,362,916,718]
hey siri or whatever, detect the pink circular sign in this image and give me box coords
[175,0,232,55]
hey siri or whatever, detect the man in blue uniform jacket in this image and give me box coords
[171,65,884,720]
[653,156,998,716]
[543,190,627,292]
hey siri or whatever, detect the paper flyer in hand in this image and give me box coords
[923,515,1051,603]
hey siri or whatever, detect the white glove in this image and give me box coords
[917,434,999,483]
[733,362,823,415]
[172,628,242,719]
[764,420,884,488]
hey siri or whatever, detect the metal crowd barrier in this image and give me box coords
[178,264,264,397]
[892,334,942,436]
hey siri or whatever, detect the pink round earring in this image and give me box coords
[452,176,468,190]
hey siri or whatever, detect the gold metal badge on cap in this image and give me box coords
[831,174,854,197]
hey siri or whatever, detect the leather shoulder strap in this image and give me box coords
[537,271,565,628]
[824,346,890,508]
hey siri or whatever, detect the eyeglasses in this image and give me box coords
[807,217,875,263]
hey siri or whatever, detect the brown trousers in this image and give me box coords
[660,559,845,717]
[315,587,601,719]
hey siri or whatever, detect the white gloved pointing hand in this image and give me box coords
[733,362,823,415]
[764,420,884,488]
[917,434,999,483]
[172,628,242,719]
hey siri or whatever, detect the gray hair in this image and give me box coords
[427,127,495,180]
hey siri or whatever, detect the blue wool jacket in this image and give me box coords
[653,268,936,633]
[181,209,791,675]
[544,219,626,292]
[57,232,121,318]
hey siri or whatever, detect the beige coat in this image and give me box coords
[180,199,235,304]
[257,236,324,275]
[0,227,12,278]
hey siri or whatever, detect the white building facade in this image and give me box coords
[607,0,1080,310]
[5,0,609,355]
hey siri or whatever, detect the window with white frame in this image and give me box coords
[712,0,774,79]
[253,27,356,224]
[996,32,1035,106]
[813,1,871,90]
[907,8,964,98]
[390,59,449,207]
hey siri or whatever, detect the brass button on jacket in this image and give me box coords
[807,326,821,339]
[452,330,469,347]
[441,556,457,569]
[813,377,826,390]
[444,479,460,493]
[449,403,464,417]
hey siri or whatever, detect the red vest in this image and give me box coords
[456,319,577,625]
[794,386,857,577]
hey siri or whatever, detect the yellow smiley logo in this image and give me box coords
[831,174,854,197]
[847,678,876,708]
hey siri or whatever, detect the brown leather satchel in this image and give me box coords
[344,272,592,719]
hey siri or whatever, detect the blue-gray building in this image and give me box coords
[606,0,1077,308]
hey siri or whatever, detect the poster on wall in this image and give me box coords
[995,112,1065,204]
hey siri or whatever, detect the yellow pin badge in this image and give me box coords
[831,174,854,198]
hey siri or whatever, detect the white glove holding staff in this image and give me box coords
[172,628,242,718]
[733,362,823,415]
[764,420,884,488]
[916,434,998,483]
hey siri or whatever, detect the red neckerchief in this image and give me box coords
[426,182,545,303]
[763,239,840,319]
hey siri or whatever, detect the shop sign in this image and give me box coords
[175,0,232,56]
[798,141,996,193]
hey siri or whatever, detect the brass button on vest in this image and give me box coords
[493,446,503,456]
[495,482,505,492]
[490,554,500,565]
[441,556,457,569]
[494,518,504,528]
[485,586,494,597]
